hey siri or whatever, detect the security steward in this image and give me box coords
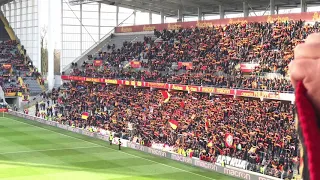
[109,134,113,145]
[118,138,122,150]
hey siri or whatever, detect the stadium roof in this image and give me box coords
[0,0,12,6]
[69,0,320,17]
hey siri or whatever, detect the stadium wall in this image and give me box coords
[9,110,280,180]
[115,11,320,33]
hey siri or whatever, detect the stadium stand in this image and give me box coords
[32,80,298,179]
[0,15,43,98]
[46,17,320,179]
[66,20,319,93]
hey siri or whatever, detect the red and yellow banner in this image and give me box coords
[4,92,16,97]
[130,61,141,68]
[169,119,178,130]
[240,63,259,73]
[2,64,12,69]
[61,75,285,100]
[236,89,280,99]
[115,11,320,33]
[82,112,89,120]
[93,60,103,67]
[178,62,193,70]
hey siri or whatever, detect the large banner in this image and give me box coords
[93,60,103,67]
[240,63,259,73]
[2,64,12,69]
[130,61,141,68]
[60,75,293,101]
[4,92,16,97]
[178,62,193,70]
[216,155,249,170]
[115,11,320,33]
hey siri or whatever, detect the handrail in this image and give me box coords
[62,12,135,72]
[65,74,294,94]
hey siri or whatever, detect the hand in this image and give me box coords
[289,33,320,112]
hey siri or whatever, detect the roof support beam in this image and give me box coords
[270,0,275,15]
[116,5,119,25]
[198,7,203,21]
[160,10,164,24]
[133,9,136,25]
[243,1,249,17]
[178,9,182,21]
[301,0,307,12]
[219,5,225,19]
[149,10,152,24]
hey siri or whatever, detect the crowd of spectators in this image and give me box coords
[69,20,320,93]
[0,40,42,96]
[0,40,26,95]
[35,82,298,178]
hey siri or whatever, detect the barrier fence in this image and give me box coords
[61,75,295,102]
[8,110,280,180]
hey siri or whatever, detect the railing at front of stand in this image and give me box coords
[61,75,295,102]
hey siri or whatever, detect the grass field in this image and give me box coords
[0,115,240,180]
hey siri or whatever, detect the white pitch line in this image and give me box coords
[0,146,101,155]
[5,118,216,180]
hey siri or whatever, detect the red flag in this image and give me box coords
[82,112,89,120]
[225,133,234,148]
[180,101,185,108]
[205,120,209,132]
[168,119,178,130]
[161,90,169,99]
[161,90,170,103]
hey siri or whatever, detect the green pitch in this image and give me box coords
[0,115,239,180]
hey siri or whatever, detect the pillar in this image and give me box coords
[3,3,5,16]
[38,0,41,72]
[243,2,249,17]
[98,3,101,40]
[60,0,63,73]
[26,0,28,46]
[197,7,202,21]
[13,1,16,29]
[301,0,307,12]
[270,0,275,15]
[116,5,119,25]
[160,10,164,24]
[20,0,22,38]
[178,9,182,21]
[47,0,54,90]
[8,2,11,24]
[219,5,225,19]
[133,9,136,25]
[80,4,82,53]
[149,10,152,24]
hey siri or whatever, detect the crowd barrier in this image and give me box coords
[8,110,280,180]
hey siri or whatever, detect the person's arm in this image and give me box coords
[289,33,320,180]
